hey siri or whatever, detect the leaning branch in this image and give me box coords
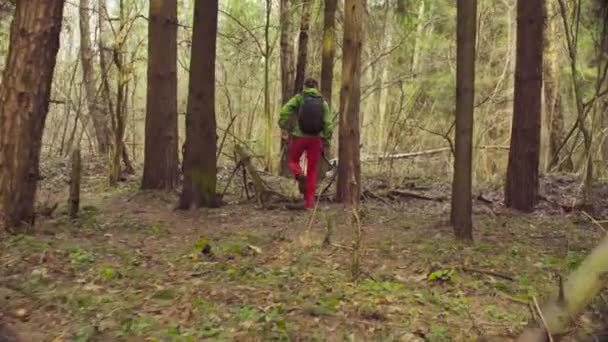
[517,234,608,340]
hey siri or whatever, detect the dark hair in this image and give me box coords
[304,78,318,89]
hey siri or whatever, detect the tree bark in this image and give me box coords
[98,0,114,124]
[505,0,544,212]
[279,0,295,177]
[108,0,128,187]
[451,0,477,241]
[317,0,338,181]
[281,0,312,176]
[321,0,337,106]
[293,0,312,94]
[0,0,65,231]
[543,0,565,170]
[178,0,219,209]
[142,0,179,191]
[280,0,295,105]
[337,0,365,205]
[263,0,273,171]
[79,0,111,154]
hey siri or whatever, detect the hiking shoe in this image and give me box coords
[296,174,307,195]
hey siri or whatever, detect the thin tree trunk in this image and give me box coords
[142,0,179,190]
[0,0,65,232]
[543,0,565,170]
[294,0,312,94]
[279,0,295,177]
[281,0,312,176]
[79,0,111,154]
[505,0,544,212]
[321,0,337,106]
[108,0,127,186]
[178,0,219,209]
[98,0,115,148]
[280,0,295,105]
[373,2,392,154]
[337,0,365,205]
[411,1,426,76]
[451,0,477,241]
[317,0,338,181]
[263,0,273,171]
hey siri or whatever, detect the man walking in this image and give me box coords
[279,78,333,208]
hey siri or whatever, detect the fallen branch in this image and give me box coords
[362,189,392,205]
[476,193,494,205]
[581,211,607,234]
[461,267,514,281]
[235,144,290,207]
[373,147,451,162]
[388,189,447,202]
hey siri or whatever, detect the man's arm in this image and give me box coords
[322,101,334,141]
[278,95,301,130]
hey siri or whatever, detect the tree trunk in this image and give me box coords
[318,0,338,181]
[293,0,312,94]
[263,0,273,171]
[279,0,295,177]
[79,0,111,154]
[451,0,476,241]
[280,0,295,105]
[0,0,65,232]
[280,0,312,176]
[373,2,392,154]
[108,0,128,187]
[505,0,543,212]
[336,0,365,205]
[98,0,113,116]
[411,1,426,76]
[543,0,565,170]
[178,0,219,209]
[142,0,179,191]
[321,0,337,106]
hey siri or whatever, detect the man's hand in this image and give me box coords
[281,130,289,140]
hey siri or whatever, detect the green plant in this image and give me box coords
[99,266,117,281]
[237,305,263,323]
[428,269,457,283]
[121,316,157,336]
[194,237,209,250]
[68,247,95,265]
[147,222,166,235]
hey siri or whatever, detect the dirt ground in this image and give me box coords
[1,164,608,341]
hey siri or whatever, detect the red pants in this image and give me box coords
[288,136,323,208]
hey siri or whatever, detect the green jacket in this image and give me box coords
[278,88,334,140]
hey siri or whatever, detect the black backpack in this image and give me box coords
[298,93,325,135]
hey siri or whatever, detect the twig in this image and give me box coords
[533,296,554,342]
[495,291,529,305]
[461,267,514,281]
[362,189,392,206]
[388,189,447,202]
[331,243,354,251]
[581,211,607,233]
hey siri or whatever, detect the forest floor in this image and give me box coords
[2,161,608,341]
